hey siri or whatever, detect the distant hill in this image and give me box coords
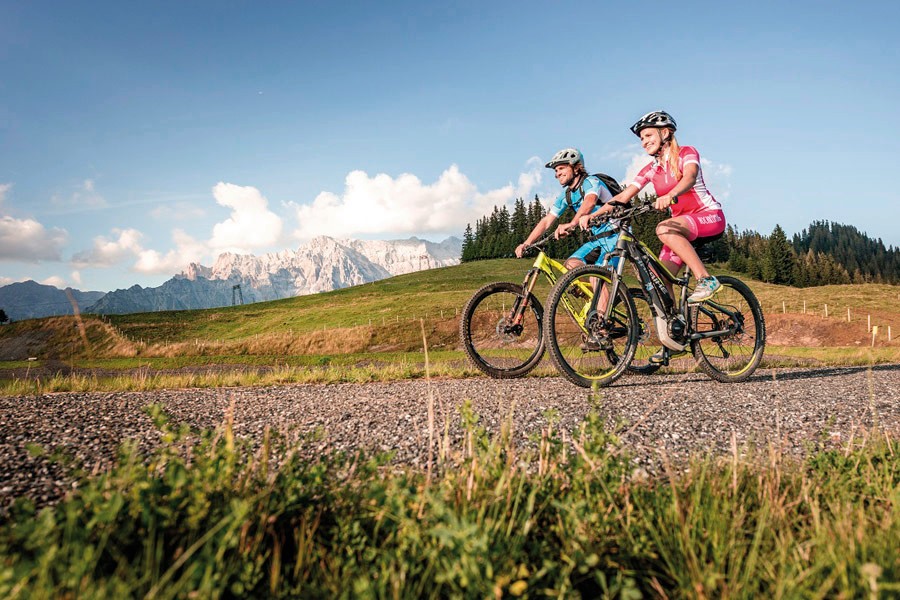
[792,221,900,284]
[88,236,462,315]
[0,281,105,322]
[1,259,898,362]
[85,278,236,315]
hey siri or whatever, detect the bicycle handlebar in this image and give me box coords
[587,195,680,228]
[519,231,556,255]
[519,193,682,255]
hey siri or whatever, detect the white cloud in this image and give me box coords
[290,164,542,240]
[0,215,68,262]
[209,182,283,252]
[41,275,68,289]
[623,154,654,193]
[71,226,208,275]
[699,157,733,201]
[0,183,11,206]
[51,179,107,210]
[67,183,282,278]
[72,228,145,267]
[133,229,207,274]
[70,270,82,286]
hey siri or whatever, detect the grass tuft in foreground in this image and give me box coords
[0,407,897,598]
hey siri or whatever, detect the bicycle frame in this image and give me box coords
[590,211,748,354]
[513,235,596,330]
[508,234,588,329]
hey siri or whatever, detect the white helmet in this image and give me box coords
[545,147,584,169]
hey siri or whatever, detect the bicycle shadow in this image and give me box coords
[751,363,900,382]
[611,362,900,388]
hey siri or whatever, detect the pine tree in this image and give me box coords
[511,197,529,241]
[767,224,795,285]
[461,224,475,262]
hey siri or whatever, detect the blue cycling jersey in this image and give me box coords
[549,175,613,235]
[550,174,618,265]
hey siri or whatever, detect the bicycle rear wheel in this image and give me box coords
[459,282,544,378]
[544,265,639,388]
[690,275,766,382]
[627,288,662,375]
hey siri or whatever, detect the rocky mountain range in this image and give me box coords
[84,235,462,315]
[0,281,106,322]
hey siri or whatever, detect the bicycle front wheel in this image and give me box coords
[690,275,766,382]
[459,282,544,378]
[544,265,639,388]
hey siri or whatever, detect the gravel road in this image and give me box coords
[2,364,899,514]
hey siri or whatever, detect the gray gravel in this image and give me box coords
[2,364,899,514]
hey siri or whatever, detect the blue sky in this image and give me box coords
[1,0,898,293]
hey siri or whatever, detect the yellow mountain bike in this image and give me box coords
[459,233,658,378]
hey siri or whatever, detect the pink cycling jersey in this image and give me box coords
[629,146,722,217]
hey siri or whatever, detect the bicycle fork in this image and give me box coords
[508,268,541,327]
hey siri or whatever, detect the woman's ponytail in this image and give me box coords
[665,132,682,181]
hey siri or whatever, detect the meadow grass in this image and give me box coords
[0,405,897,598]
[5,260,897,354]
[2,345,898,396]
[1,260,898,395]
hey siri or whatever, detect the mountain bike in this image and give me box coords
[459,233,658,378]
[543,197,766,388]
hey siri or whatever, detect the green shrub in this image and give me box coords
[1,407,897,598]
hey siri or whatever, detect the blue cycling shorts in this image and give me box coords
[570,231,619,267]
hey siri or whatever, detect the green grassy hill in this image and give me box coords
[2,259,899,364]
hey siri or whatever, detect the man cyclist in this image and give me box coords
[514,147,617,270]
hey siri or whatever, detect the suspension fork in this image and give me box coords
[508,267,541,326]
[585,266,623,325]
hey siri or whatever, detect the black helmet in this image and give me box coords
[545,147,584,169]
[630,110,677,136]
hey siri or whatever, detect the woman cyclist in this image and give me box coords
[515,147,617,270]
[579,110,725,303]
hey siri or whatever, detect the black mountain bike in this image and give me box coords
[543,198,766,388]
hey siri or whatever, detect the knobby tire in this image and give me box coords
[544,265,639,388]
[690,275,766,383]
[459,281,545,378]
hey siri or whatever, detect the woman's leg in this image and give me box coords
[656,217,710,279]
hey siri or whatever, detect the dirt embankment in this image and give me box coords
[1,310,897,368]
[765,312,898,347]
